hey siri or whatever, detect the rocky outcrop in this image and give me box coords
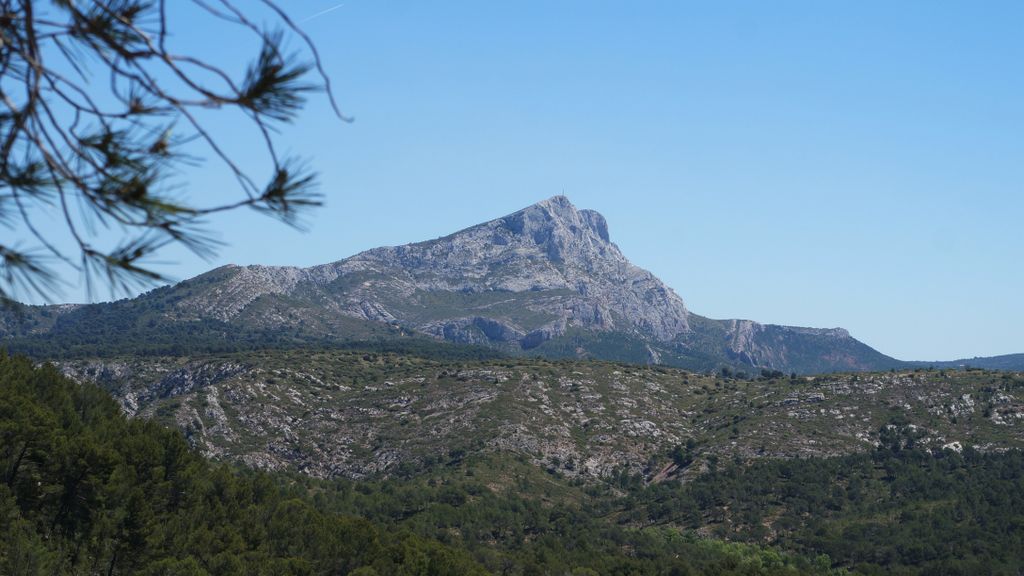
[157,196,692,351]
[315,196,691,345]
[717,319,893,372]
[170,264,307,322]
[60,359,248,417]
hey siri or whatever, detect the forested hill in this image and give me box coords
[0,354,488,575]
[0,354,841,575]
[4,354,1024,574]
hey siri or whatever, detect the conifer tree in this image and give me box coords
[0,1,349,300]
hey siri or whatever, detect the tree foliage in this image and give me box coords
[0,353,485,575]
[631,429,1024,575]
[0,0,348,300]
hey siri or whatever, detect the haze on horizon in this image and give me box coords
[11,1,1022,362]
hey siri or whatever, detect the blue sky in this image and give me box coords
[21,1,1024,361]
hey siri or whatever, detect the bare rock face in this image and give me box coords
[171,265,306,322]
[318,196,691,344]
[722,319,884,372]
[164,196,692,351]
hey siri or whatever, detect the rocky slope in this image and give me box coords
[57,351,1024,480]
[1,195,998,373]
[159,196,691,349]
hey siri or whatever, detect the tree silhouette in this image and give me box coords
[0,0,350,301]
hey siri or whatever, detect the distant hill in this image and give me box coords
[922,353,1024,371]
[3,196,1018,372]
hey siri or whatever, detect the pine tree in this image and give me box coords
[0,1,349,300]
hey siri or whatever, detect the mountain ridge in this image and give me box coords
[3,195,1020,372]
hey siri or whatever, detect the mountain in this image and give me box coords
[1,195,1013,373]
[167,195,691,350]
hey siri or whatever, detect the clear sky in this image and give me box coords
[21,1,1024,362]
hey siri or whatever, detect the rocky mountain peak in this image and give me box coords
[317,196,691,343]
[533,194,576,217]
[522,195,609,241]
[497,195,615,265]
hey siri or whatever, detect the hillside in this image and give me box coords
[0,354,857,576]
[58,350,1024,481]
[925,353,1024,371]
[34,351,1024,575]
